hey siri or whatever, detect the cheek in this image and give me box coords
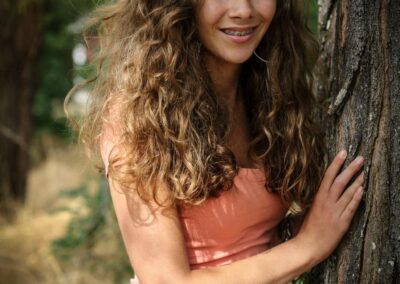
[256,0,277,22]
[196,1,225,31]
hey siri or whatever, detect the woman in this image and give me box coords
[74,0,365,283]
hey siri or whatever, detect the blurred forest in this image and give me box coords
[0,1,132,283]
[0,1,318,284]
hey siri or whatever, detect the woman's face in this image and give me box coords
[196,0,276,65]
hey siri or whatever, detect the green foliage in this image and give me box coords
[290,272,312,284]
[34,0,100,139]
[308,0,319,34]
[52,179,133,283]
[52,183,107,257]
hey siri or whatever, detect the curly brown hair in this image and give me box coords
[66,0,326,210]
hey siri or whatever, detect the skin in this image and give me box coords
[102,1,365,283]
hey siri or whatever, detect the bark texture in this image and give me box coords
[313,0,400,283]
[0,1,43,213]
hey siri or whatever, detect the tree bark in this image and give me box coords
[0,0,43,214]
[313,0,400,283]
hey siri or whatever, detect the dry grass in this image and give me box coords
[0,208,72,284]
[0,142,131,284]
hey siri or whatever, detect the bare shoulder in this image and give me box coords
[99,96,127,176]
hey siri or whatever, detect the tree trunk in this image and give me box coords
[0,1,43,214]
[313,0,400,283]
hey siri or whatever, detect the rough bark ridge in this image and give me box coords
[0,1,43,212]
[313,0,400,283]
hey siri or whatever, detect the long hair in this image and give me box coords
[67,0,326,210]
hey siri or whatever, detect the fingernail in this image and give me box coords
[339,150,347,159]
[357,186,364,196]
[355,156,365,165]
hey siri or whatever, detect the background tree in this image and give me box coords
[0,0,98,216]
[312,0,400,282]
[0,0,44,213]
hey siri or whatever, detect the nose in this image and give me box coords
[228,0,254,19]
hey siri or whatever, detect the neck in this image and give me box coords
[204,53,242,111]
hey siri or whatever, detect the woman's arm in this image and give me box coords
[102,120,364,284]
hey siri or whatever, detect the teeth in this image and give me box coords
[223,28,254,36]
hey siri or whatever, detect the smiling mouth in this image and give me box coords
[220,27,257,37]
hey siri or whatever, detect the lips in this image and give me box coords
[219,26,258,44]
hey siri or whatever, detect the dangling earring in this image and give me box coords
[253,51,269,63]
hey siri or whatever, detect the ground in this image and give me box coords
[0,140,129,284]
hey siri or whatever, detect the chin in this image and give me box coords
[219,51,254,65]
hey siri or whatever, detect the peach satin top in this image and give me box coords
[178,168,288,270]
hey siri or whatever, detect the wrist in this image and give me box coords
[291,234,321,269]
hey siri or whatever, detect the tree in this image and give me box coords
[0,0,98,215]
[312,0,400,282]
[0,0,44,213]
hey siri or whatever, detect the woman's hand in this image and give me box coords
[295,150,365,263]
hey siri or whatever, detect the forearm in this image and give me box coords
[186,237,318,284]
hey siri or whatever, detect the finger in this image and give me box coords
[336,171,364,212]
[319,150,348,192]
[329,156,364,201]
[340,186,364,222]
